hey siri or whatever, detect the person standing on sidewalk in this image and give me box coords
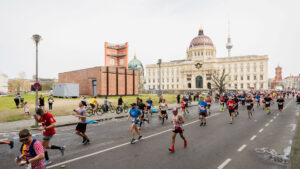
[34,108,65,165]
[168,108,187,152]
[24,101,30,118]
[48,96,54,111]
[176,94,180,104]
[74,101,90,144]
[0,140,14,149]
[127,103,142,144]
[15,129,45,169]
[14,93,21,109]
[39,95,45,111]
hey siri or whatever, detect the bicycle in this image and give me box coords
[86,104,103,117]
[116,103,129,114]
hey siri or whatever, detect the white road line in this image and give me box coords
[47,113,220,168]
[259,128,264,133]
[237,144,247,152]
[270,119,273,123]
[218,158,232,169]
[250,135,257,141]
[265,123,269,127]
[274,116,277,119]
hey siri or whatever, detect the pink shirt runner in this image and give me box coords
[24,140,45,169]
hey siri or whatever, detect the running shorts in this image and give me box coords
[200,112,207,117]
[90,103,95,109]
[278,105,283,110]
[247,105,252,110]
[76,123,87,133]
[161,110,167,114]
[173,126,183,133]
[207,104,211,109]
[229,109,234,116]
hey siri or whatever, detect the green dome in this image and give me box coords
[128,54,143,70]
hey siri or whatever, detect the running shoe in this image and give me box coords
[200,122,203,126]
[60,146,66,156]
[168,146,175,152]
[184,140,187,148]
[43,160,52,166]
[130,138,136,144]
[203,123,207,126]
[82,137,87,143]
[138,135,142,140]
[9,141,14,149]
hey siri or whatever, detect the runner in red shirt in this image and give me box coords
[34,108,65,165]
[219,95,225,112]
[226,97,236,124]
[205,96,213,116]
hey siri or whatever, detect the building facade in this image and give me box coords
[59,66,139,96]
[271,65,283,89]
[0,73,8,94]
[283,75,300,90]
[145,28,269,91]
[104,42,129,67]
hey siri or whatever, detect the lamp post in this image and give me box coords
[32,34,41,126]
[157,59,162,97]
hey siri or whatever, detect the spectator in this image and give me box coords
[14,93,21,109]
[48,96,54,110]
[39,95,45,111]
[24,102,30,118]
[176,94,181,104]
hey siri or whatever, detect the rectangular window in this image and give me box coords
[148,79,150,83]
[153,85,155,89]
[167,79,169,82]
[234,75,237,80]
[241,76,243,80]
[241,67,244,72]
[260,83,263,88]
[167,85,169,89]
[247,76,250,80]
[247,67,250,72]
[247,83,250,89]
[229,68,231,73]
[229,76,231,80]
[234,84,237,89]
[172,85,174,88]
[254,67,256,72]
[120,59,124,65]
[162,85,164,89]
[241,83,244,89]
[260,75,263,80]
[229,84,231,87]
[260,65,264,72]
[162,79,164,83]
[172,78,174,82]
[177,78,179,82]
[254,75,256,80]
[234,68,237,73]
[153,79,155,83]
[254,83,257,89]
[110,58,115,65]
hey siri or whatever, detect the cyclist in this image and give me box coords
[103,96,108,112]
[146,97,153,116]
[226,96,236,124]
[277,95,285,113]
[15,129,45,169]
[205,96,212,116]
[168,108,187,152]
[264,94,272,114]
[117,96,123,112]
[160,99,168,125]
[0,140,14,149]
[198,97,207,126]
[127,103,142,144]
[34,108,65,165]
[90,96,98,113]
[74,101,90,144]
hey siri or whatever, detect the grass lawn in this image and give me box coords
[0,93,179,123]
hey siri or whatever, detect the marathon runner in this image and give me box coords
[180,98,189,117]
[127,103,142,144]
[198,97,207,126]
[245,95,253,119]
[15,129,45,169]
[34,108,65,165]
[159,99,168,125]
[74,101,90,144]
[205,96,212,116]
[146,97,153,116]
[264,94,273,115]
[255,93,261,107]
[277,95,285,113]
[168,108,187,152]
[137,99,148,130]
[0,140,14,149]
[219,95,225,112]
[233,95,239,117]
[226,96,236,124]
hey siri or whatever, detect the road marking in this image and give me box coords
[274,116,277,119]
[270,119,273,122]
[47,113,220,168]
[250,135,257,141]
[259,128,264,133]
[218,158,232,169]
[237,144,247,152]
[265,123,269,127]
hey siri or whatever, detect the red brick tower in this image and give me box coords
[105,42,129,67]
[275,66,282,82]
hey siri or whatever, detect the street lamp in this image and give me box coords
[157,59,162,97]
[32,34,41,125]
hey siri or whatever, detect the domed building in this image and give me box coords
[128,53,145,91]
[145,28,269,92]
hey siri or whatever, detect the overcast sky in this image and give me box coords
[0,0,299,79]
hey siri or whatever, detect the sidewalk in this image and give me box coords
[0,102,198,132]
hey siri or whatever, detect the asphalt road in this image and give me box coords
[0,98,298,169]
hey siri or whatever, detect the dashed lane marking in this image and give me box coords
[250,135,257,141]
[270,119,273,123]
[237,144,247,152]
[259,128,264,133]
[218,158,232,169]
[265,123,269,127]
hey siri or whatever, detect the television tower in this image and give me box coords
[226,19,233,57]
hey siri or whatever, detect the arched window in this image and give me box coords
[196,76,203,88]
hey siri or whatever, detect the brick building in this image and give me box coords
[59,66,139,96]
[271,65,283,89]
[104,42,129,67]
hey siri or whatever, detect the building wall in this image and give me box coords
[58,66,138,96]
[104,42,129,67]
[283,76,300,90]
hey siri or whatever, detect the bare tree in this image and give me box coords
[212,68,228,95]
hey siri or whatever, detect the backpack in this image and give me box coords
[20,139,37,157]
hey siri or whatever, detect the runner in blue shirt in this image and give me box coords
[198,97,208,126]
[146,97,153,116]
[127,103,143,144]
